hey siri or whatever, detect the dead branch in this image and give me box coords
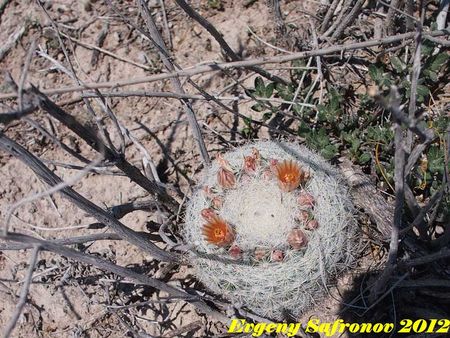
[28,86,179,212]
[406,29,423,152]
[370,87,407,300]
[60,31,154,71]
[0,24,26,61]
[174,0,288,85]
[0,132,179,263]
[18,40,36,111]
[90,21,109,66]
[385,0,401,36]
[108,199,158,219]
[23,116,92,164]
[162,320,202,338]
[320,0,341,34]
[437,0,450,30]
[0,105,37,124]
[339,158,393,239]
[0,233,122,250]
[1,28,447,101]
[321,0,352,39]
[136,0,211,166]
[3,152,103,235]
[400,248,450,268]
[81,90,236,101]
[331,0,365,40]
[1,232,229,323]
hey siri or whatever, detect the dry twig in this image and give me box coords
[1,29,447,101]
[0,132,179,263]
[136,0,211,166]
[1,233,229,323]
[2,245,40,338]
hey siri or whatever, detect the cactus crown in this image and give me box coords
[184,141,359,319]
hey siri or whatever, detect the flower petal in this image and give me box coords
[217,167,236,189]
[276,160,304,192]
[202,216,235,247]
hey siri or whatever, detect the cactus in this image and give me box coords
[183,141,359,319]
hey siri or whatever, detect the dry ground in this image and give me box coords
[0,0,448,337]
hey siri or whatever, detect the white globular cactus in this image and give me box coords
[183,141,359,319]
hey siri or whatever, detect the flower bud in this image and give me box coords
[262,169,273,181]
[201,208,217,222]
[228,245,242,259]
[269,158,279,175]
[254,247,268,261]
[217,167,236,189]
[298,192,315,208]
[217,153,233,171]
[271,249,284,262]
[202,185,214,198]
[287,228,308,250]
[243,155,257,174]
[251,147,261,161]
[305,219,319,230]
[296,210,310,223]
[211,196,224,209]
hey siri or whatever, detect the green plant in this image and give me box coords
[244,40,447,199]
